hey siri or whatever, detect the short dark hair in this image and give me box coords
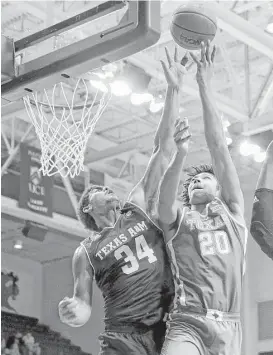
[77,185,104,231]
[182,164,215,207]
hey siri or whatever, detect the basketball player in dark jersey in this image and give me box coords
[158,41,247,355]
[251,140,273,260]
[58,49,190,355]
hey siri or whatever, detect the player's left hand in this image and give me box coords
[160,47,189,90]
[190,41,216,86]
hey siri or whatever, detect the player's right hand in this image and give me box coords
[190,40,216,86]
[173,118,191,154]
[160,47,188,89]
[58,296,91,327]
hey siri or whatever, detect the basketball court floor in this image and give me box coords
[1,1,273,355]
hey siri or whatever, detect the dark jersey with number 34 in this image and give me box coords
[81,201,174,329]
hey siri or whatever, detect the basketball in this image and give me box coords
[170,2,217,50]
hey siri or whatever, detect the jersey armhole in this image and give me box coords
[80,241,95,277]
[166,207,186,245]
[216,198,248,255]
[216,197,246,229]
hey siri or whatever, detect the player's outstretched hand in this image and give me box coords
[160,47,189,90]
[173,118,191,155]
[190,40,216,86]
[58,296,91,327]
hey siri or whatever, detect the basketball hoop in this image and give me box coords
[23,78,111,178]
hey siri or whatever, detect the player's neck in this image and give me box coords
[191,203,208,215]
[95,208,121,231]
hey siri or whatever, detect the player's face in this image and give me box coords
[89,186,120,212]
[188,173,219,205]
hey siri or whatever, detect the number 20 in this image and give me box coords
[114,235,157,275]
[198,231,230,256]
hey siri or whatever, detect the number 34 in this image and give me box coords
[199,231,230,256]
[114,235,157,275]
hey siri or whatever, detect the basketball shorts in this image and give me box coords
[161,312,242,355]
[99,321,167,355]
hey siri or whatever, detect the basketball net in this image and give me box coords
[23,78,111,178]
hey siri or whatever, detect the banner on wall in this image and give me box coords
[1,270,19,314]
[104,174,134,204]
[19,144,53,217]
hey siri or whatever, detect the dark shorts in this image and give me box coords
[161,312,242,355]
[98,322,167,355]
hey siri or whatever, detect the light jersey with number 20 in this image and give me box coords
[81,201,174,328]
[167,197,248,314]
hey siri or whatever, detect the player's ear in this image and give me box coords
[83,204,92,213]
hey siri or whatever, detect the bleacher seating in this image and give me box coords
[1,312,91,355]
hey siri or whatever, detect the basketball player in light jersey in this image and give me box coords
[58,49,189,355]
[158,41,247,355]
[251,140,273,260]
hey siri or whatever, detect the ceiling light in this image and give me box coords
[90,80,108,93]
[102,63,118,73]
[223,119,230,132]
[131,92,154,105]
[248,144,260,155]
[110,80,131,96]
[131,93,143,106]
[266,15,273,34]
[104,71,114,78]
[226,137,233,146]
[239,141,252,156]
[149,100,164,113]
[141,93,153,103]
[93,72,106,79]
[14,240,23,250]
[254,151,266,163]
[266,23,273,33]
[239,141,260,156]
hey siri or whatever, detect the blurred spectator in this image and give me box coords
[4,335,20,355]
[32,343,41,355]
[23,333,35,355]
[2,338,7,352]
[3,333,41,355]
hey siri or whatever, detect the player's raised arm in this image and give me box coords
[190,42,244,221]
[58,245,93,327]
[128,48,188,216]
[251,140,273,260]
[158,120,190,241]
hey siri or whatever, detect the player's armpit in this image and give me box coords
[72,245,94,306]
[158,204,181,243]
[250,188,273,260]
[128,148,169,215]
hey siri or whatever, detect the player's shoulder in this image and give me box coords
[74,243,91,265]
[78,238,96,274]
[81,232,101,251]
[215,198,246,227]
[123,200,149,219]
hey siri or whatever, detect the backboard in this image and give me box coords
[1,0,160,103]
